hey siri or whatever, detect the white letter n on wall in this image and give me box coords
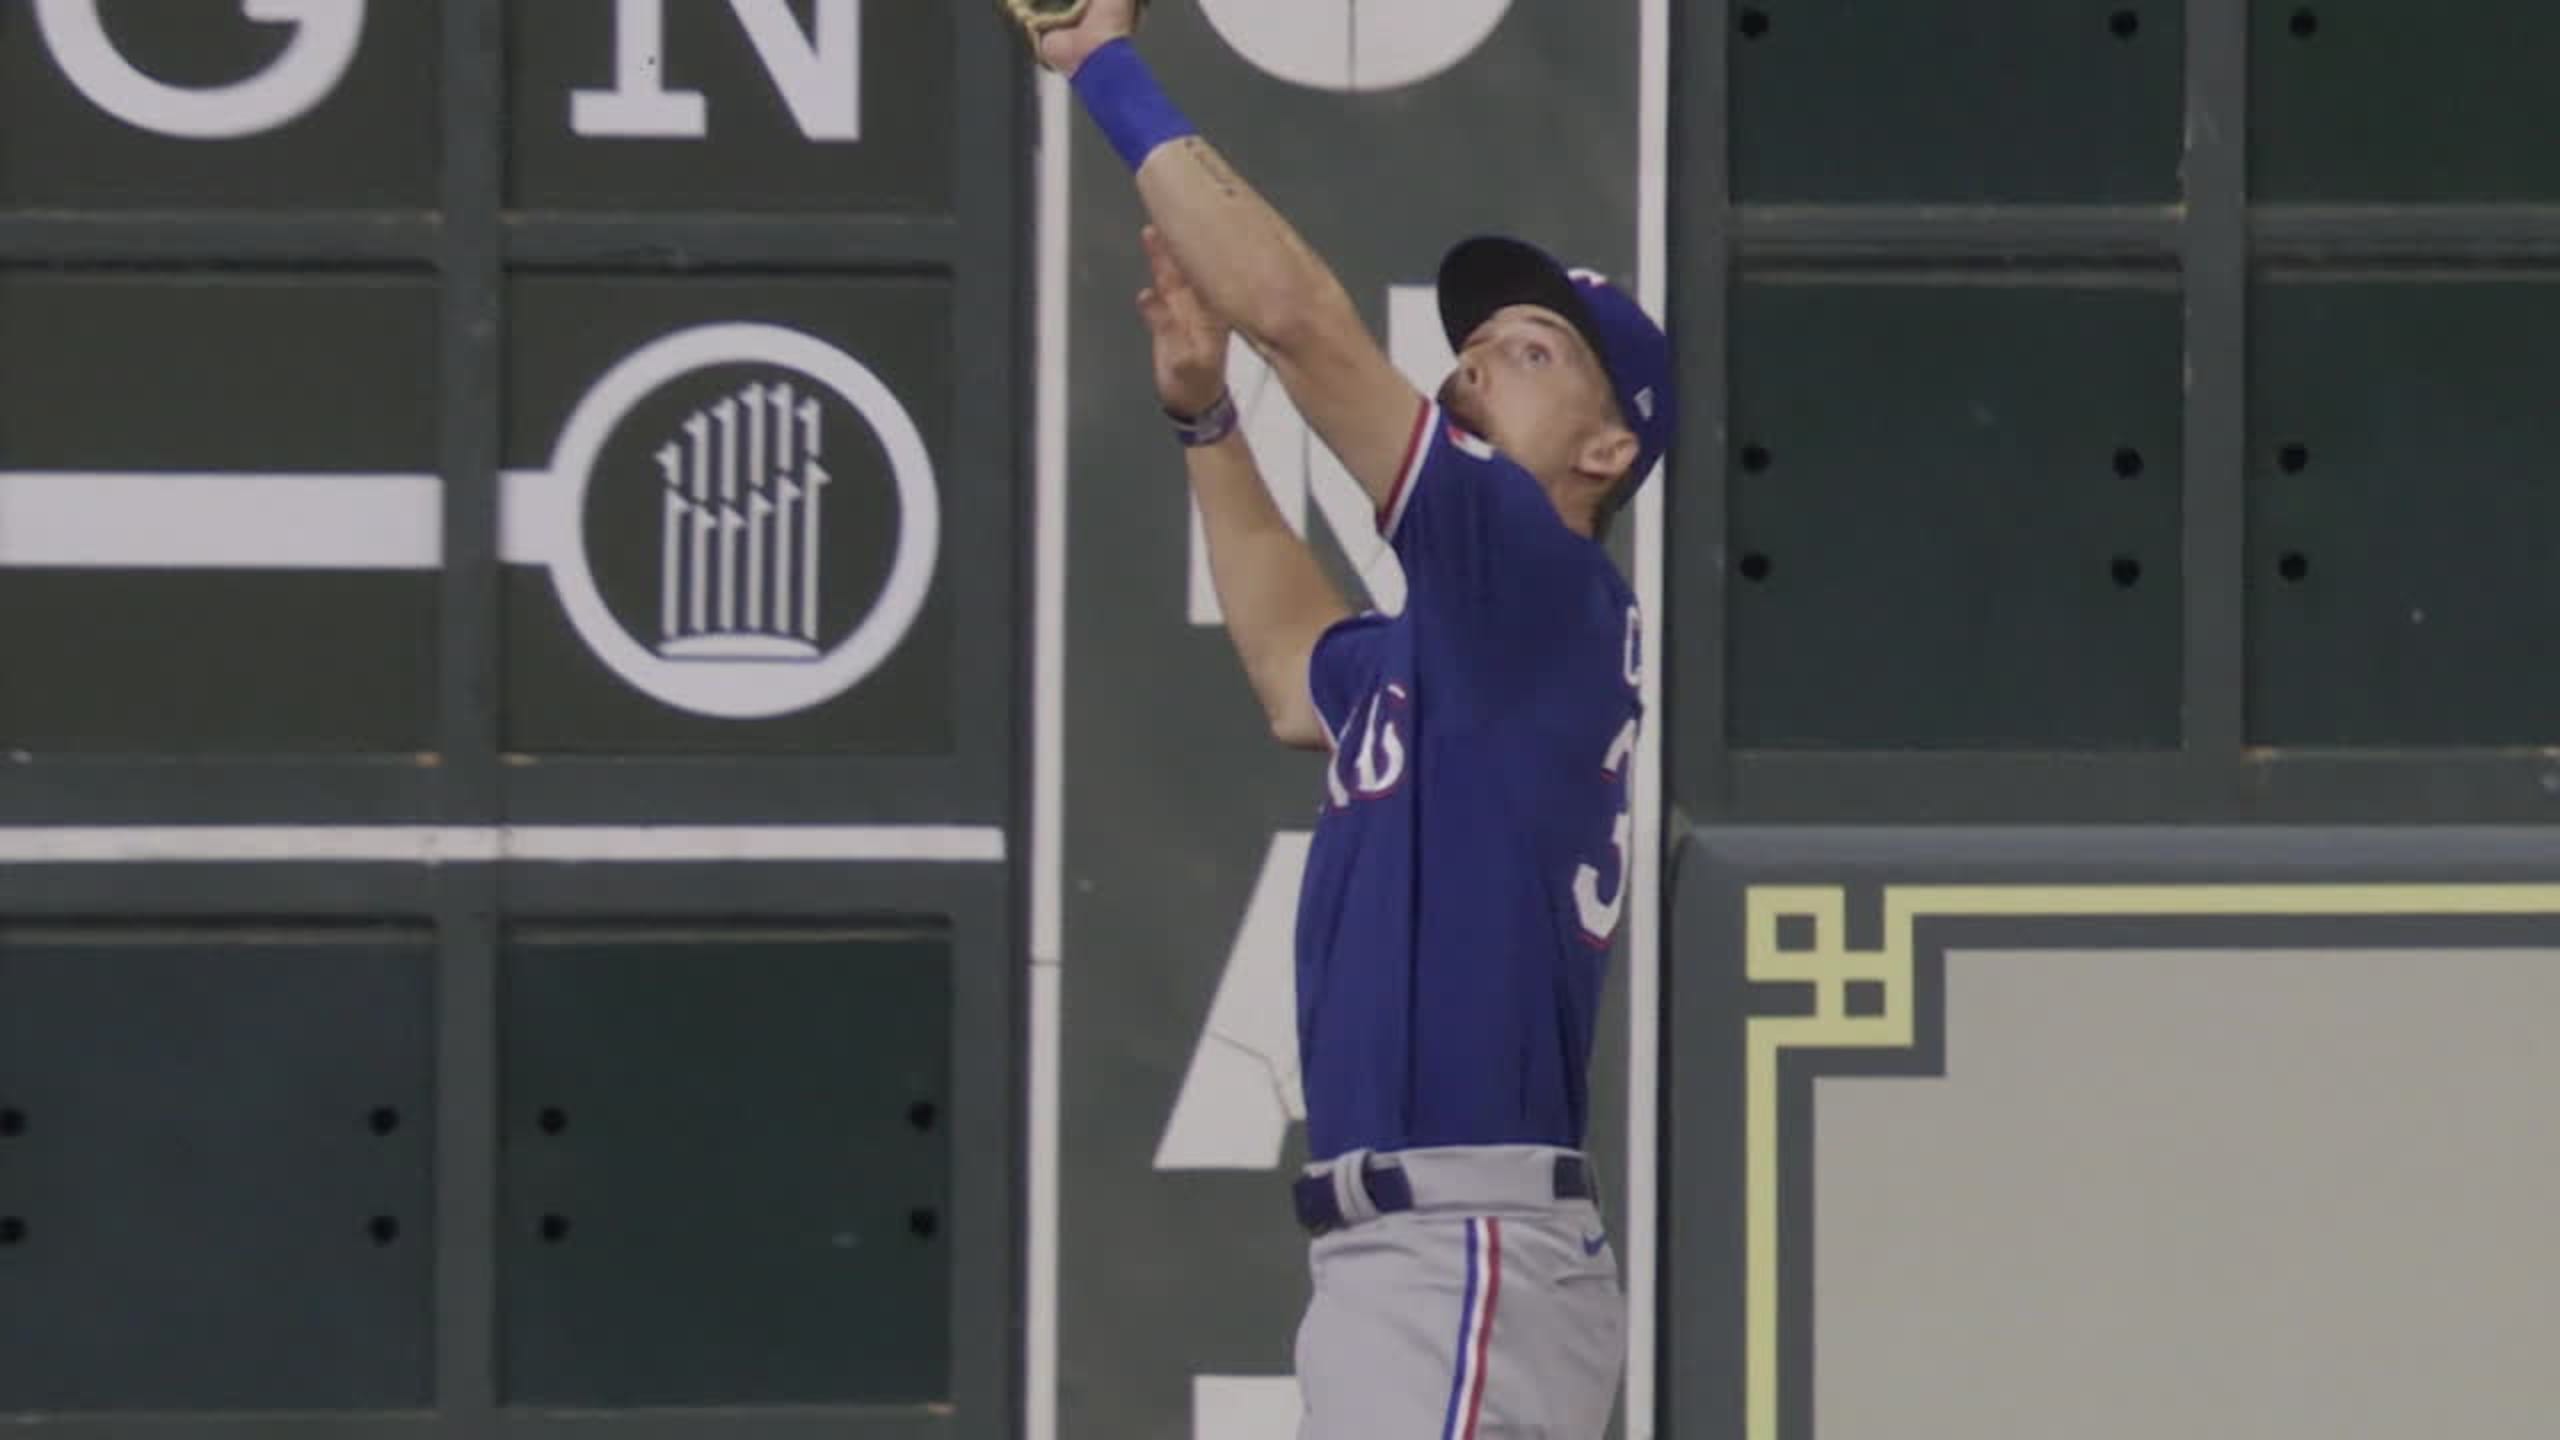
[575,0,862,142]
[1187,286,1456,627]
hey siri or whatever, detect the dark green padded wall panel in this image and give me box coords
[1732,0,2184,202]
[499,926,952,1407]
[0,271,439,753]
[0,925,436,1411]
[1726,277,2185,749]
[2252,2,2560,201]
[2249,277,2560,746]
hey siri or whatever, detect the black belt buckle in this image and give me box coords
[1554,1153,1595,1204]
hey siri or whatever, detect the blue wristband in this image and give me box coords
[1071,38,1196,173]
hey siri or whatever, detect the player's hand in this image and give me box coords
[1136,225,1230,417]
[1038,0,1142,77]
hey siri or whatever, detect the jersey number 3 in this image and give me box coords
[1572,715,1638,948]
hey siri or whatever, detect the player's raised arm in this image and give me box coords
[1139,227,1349,749]
[1037,1,1424,515]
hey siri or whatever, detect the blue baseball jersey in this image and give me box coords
[1296,401,1643,1161]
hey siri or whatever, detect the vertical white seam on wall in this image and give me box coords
[1028,64,1072,1440]
[1630,0,1671,1434]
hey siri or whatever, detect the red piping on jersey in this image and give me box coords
[1377,399,1434,534]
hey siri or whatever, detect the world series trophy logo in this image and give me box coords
[507,322,939,720]
[653,378,834,661]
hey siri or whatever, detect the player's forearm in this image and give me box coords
[1187,434,1350,736]
[1069,42,1353,359]
[1134,138,1353,359]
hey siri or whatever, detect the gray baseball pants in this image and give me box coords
[1293,1146,1626,1440]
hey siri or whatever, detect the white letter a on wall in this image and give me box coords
[1154,833,1309,1171]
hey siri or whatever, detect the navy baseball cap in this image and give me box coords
[1436,235,1677,495]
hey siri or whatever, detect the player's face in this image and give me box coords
[1442,306,1622,483]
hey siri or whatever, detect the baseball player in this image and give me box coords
[1039,4,1676,1436]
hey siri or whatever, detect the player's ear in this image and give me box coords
[1576,424,1638,486]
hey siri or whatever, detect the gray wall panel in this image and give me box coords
[1671,826,2560,1440]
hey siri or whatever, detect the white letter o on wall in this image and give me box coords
[34,0,365,140]
[1195,0,1512,94]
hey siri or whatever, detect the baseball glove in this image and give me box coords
[999,0,1150,40]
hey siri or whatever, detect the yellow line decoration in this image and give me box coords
[1743,883,2560,1440]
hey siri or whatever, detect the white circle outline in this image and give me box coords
[542,322,940,720]
[1195,0,1513,93]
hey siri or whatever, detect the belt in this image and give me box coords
[1292,1149,1594,1235]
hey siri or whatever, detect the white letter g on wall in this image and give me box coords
[35,0,365,140]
